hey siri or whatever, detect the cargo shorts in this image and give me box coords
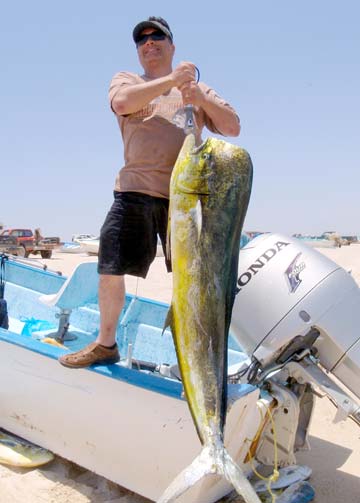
[98,191,171,278]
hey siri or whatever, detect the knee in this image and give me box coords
[99,274,125,299]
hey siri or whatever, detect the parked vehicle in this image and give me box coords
[0,228,60,259]
[341,235,358,245]
[0,235,22,255]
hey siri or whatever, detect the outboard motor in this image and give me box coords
[231,233,360,424]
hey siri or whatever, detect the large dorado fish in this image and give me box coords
[158,135,260,503]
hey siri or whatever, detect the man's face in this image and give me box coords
[136,28,174,68]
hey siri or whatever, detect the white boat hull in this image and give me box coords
[59,243,84,253]
[75,238,99,255]
[0,335,259,502]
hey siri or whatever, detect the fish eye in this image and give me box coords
[202,152,211,160]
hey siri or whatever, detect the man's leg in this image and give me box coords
[58,273,123,369]
[96,274,125,346]
[59,192,157,368]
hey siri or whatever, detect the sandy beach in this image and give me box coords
[0,244,359,502]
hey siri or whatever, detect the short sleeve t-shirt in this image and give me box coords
[109,72,237,199]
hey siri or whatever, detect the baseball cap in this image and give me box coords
[133,16,173,44]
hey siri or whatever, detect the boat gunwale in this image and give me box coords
[0,327,186,399]
[0,327,256,404]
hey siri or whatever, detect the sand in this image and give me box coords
[1,244,359,502]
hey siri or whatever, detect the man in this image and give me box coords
[59,16,240,368]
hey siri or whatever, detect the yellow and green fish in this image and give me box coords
[159,135,260,503]
[0,430,54,468]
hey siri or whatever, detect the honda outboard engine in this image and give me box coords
[231,233,360,423]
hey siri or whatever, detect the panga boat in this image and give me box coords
[0,255,259,502]
[59,242,85,254]
[293,235,338,248]
[73,236,100,255]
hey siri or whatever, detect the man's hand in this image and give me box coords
[178,81,205,106]
[171,62,203,106]
[171,61,196,88]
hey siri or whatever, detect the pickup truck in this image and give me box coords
[0,229,60,259]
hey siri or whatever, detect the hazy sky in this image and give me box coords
[1,1,359,240]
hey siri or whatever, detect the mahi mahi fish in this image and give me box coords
[158,135,260,503]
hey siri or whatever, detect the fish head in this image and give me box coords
[171,136,253,207]
[170,135,213,199]
[169,135,253,258]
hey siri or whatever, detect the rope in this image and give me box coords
[244,401,280,502]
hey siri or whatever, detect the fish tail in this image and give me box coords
[157,447,214,503]
[222,449,261,503]
[157,446,261,503]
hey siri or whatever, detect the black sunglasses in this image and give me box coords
[136,31,167,47]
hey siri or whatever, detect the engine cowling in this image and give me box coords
[230,233,360,401]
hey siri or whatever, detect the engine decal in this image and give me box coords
[285,252,306,292]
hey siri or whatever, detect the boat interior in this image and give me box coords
[1,256,248,382]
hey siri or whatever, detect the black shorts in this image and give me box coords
[98,191,171,278]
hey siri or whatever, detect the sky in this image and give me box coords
[1,1,359,241]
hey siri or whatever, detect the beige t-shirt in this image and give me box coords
[109,71,236,198]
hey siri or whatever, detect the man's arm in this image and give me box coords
[111,76,173,115]
[179,82,240,137]
[200,93,240,137]
[111,62,196,116]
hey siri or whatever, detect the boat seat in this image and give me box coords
[38,261,98,342]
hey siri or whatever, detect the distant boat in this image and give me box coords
[73,236,99,255]
[294,235,338,249]
[59,242,84,254]
[240,232,252,249]
[71,234,96,242]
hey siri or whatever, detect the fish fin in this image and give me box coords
[157,447,215,503]
[194,199,202,241]
[188,198,202,242]
[157,446,261,503]
[222,449,262,503]
[162,305,173,335]
[166,213,171,262]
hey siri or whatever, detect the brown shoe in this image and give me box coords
[59,342,120,369]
